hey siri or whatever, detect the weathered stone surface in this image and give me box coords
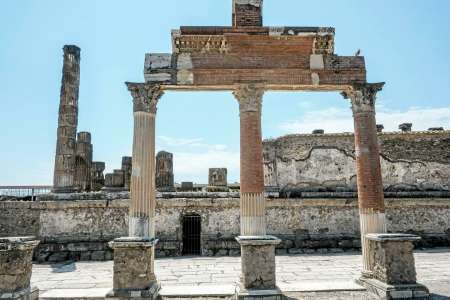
[120,156,132,190]
[156,151,174,191]
[263,131,450,195]
[208,168,228,187]
[90,161,105,191]
[2,197,450,260]
[52,45,81,193]
[361,233,430,299]
[0,237,39,293]
[237,236,281,289]
[109,238,159,297]
[366,234,420,285]
[399,123,413,132]
[74,132,93,192]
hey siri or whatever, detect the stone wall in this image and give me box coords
[263,131,450,196]
[1,193,450,261]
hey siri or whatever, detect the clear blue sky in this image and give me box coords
[1,0,450,185]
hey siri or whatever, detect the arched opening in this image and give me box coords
[182,214,201,255]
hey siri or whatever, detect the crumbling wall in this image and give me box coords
[263,131,450,196]
[1,194,450,261]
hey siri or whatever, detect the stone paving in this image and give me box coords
[31,249,450,299]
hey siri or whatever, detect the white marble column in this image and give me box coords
[126,82,163,238]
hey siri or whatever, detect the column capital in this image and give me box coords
[126,82,164,114]
[341,82,384,114]
[232,84,265,113]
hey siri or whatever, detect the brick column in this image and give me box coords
[53,45,80,193]
[126,83,163,238]
[233,84,266,236]
[233,85,282,298]
[343,83,386,276]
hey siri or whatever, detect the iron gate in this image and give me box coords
[182,214,201,255]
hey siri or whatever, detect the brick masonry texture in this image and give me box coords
[1,196,450,261]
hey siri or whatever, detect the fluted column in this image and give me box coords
[233,84,266,236]
[343,83,386,275]
[53,45,80,193]
[126,82,163,238]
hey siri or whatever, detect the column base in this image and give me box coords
[358,277,430,300]
[108,237,159,299]
[106,282,160,300]
[0,287,39,300]
[235,285,284,300]
[236,236,281,291]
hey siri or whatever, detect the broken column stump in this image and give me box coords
[0,237,40,300]
[107,237,160,299]
[359,233,429,300]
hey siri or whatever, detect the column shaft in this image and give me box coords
[126,82,163,239]
[344,83,386,275]
[129,112,156,238]
[234,85,266,236]
[53,45,80,193]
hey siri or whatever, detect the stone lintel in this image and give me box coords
[365,233,421,242]
[235,235,281,246]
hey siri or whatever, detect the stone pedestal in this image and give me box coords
[235,236,282,300]
[358,233,429,300]
[107,237,160,299]
[0,237,40,300]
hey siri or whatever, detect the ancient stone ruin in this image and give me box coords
[4,0,450,299]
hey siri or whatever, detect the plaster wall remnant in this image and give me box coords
[263,130,450,196]
[74,132,93,192]
[52,45,81,193]
[155,151,174,192]
[3,196,450,261]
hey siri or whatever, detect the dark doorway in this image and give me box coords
[182,214,201,255]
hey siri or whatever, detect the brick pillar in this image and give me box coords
[343,83,386,276]
[126,83,164,238]
[53,45,80,193]
[233,84,266,236]
[233,84,282,298]
[232,0,263,27]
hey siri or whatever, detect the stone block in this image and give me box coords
[108,237,160,299]
[0,237,39,299]
[359,233,429,300]
[236,236,281,290]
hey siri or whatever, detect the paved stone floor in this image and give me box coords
[32,249,450,299]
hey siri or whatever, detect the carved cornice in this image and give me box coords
[232,84,265,113]
[342,83,385,114]
[125,82,164,114]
